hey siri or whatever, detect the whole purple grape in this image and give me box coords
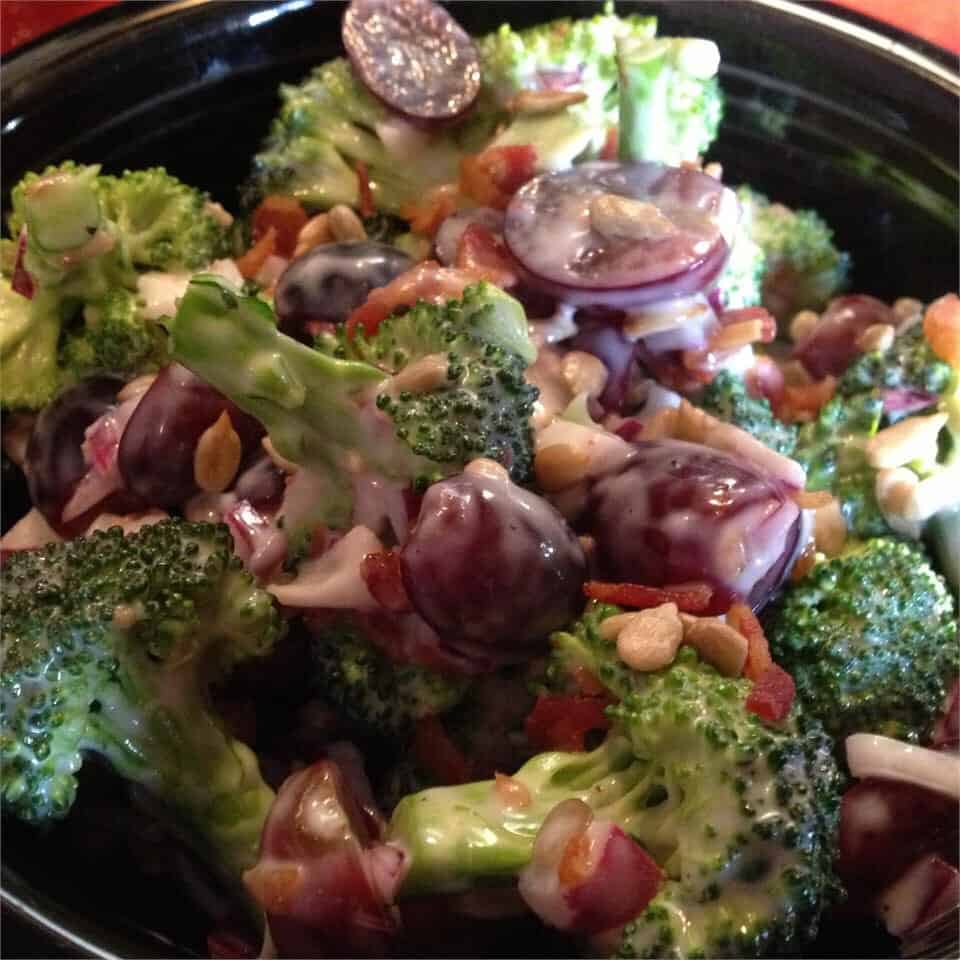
[400,464,586,663]
[587,439,802,611]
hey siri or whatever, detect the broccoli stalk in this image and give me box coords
[616,35,723,167]
[763,537,959,747]
[168,275,538,530]
[0,283,62,409]
[0,520,284,879]
[387,603,842,957]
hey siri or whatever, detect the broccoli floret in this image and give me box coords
[794,391,889,537]
[389,604,842,957]
[838,323,953,418]
[616,35,723,167]
[0,520,283,879]
[714,207,766,311]
[695,370,798,456]
[2,162,230,409]
[99,167,231,271]
[169,275,537,530]
[763,538,959,747]
[244,58,465,215]
[0,282,62,410]
[309,615,468,738]
[736,186,850,319]
[59,286,168,379]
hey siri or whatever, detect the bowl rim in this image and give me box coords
[1,0,957,957]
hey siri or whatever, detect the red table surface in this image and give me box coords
[1,0,958,55]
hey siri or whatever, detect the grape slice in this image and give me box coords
[504,163,736,308]
[342,0,481,123]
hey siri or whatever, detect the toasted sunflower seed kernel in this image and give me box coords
[328,204,367,242]
[590,193,677,243]
[866,412,949,470]
[505,89,588,114]
[681,615,748,677]
[616,603,684,672]
[560,351,608,398]
[535,443,590,493]
[856,323,895,354]
[194,411,242,493]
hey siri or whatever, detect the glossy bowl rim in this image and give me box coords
[1,0,957,957]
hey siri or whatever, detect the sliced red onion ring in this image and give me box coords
[504,163,736,308]
[846,733,960,800]
[342,0,480,124]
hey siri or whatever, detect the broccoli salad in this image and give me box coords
[1,2,958,957]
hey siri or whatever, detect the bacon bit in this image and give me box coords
[923,293,960,367]
[414,716,470,785]
[345,260,475,340]
[459,145,538,211]
[355,160,375,218]
[252,196,308,259]
[600,126,619,162]
[236,225,277,279]
[791,488,834,509]
[745,663,796,723]
[11,227,34,299]
[525,695,611,753]
[791,539,817,581]
[584,580,714,614]
[558,830,592,888]
[727,602,773,682]
[571,665,607,698]
[360,549,412,613]
[746,355,785,406]
[777,375,837,422]
[455,223,517,287]
[494,772,531,810]
[401,183,460,237]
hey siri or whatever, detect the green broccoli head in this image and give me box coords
[763,537,959,747]
[838,323,953,416]
[169,275,538,528]
[59,286,168,380]
[737,186,850,319]
[715,210,766,311]
[309,615,468,738]
[616,35,723,167]
[99,167,231,271]
[794,391,889,537]
[695,370,798,456]
[1,520,283,877]
[0,282,62,410]
[389,603,842,957]
[244,58,464,215]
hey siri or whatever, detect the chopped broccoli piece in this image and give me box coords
[2,162,231,409]
[244,58,465,215]
[168,275,538,530]
[0,520,283,879]
[715,206,767,310]
[0,283,62,410]
[794,391,889,537]
[59,286,168,379]
[735,186,850,319]
[695,370,798,455]
[309,615,468,737]
[838,323,953,418]
[763,538,959,747]
[388,603,842,957]
[616,35,723,167]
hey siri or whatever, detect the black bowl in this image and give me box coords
[2,1,958,957]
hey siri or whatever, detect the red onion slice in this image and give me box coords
[846,733,960,800]
[504,163,736,308]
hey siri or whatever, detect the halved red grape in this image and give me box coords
[504,163,736,308]
[586,439,801,611]
[342,0,480,124]
[274,241,413,342]
[25,377,126,535]
[118,364,263,508]
[400,466,586,663]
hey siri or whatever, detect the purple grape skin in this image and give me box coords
[117,363,264,508]
[24,377,129,535]
[233,453,286,512]
[342,0,481,124]
[274,242,413,342]
[400,470,586,664]
[587,440,801,612]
